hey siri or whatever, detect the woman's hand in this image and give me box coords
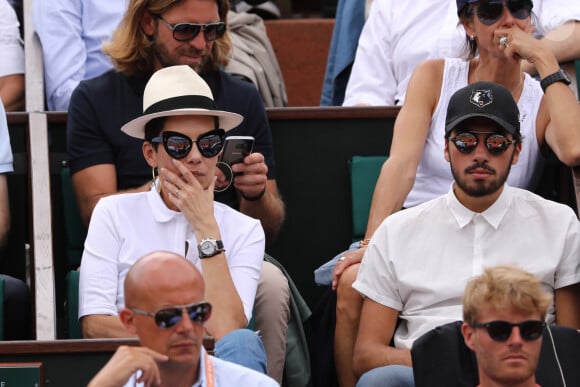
[332,248,366,290]
[160,160,218,233]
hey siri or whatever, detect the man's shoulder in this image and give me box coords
[510,186,577,217]
[74,69,145,98]
[203,70,262,98]
[210,355,278,386]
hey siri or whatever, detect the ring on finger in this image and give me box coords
[499,36,508,47]
[338,256,347,262]
[175,188,180,196]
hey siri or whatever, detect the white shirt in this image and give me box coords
[79,188,265,322]
[124,347,279,387]
[353,185,580,349]
[405,58,543,208]
[32,0,126,111]
[343,0,580,106]
[0,101,13,173]
[0,0,24,78]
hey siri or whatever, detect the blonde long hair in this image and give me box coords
[104,0,232,76]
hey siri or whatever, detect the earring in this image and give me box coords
[214,161,234,193]
[469,35,475,41]
[151,167,160,193]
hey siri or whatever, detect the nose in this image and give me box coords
[184,142,203,163]
[500,2,515,25]
[471,136,490,160]
[174,309,194,332]
[506,326,524,345]
[188,31,207,50]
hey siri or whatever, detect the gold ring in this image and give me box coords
[338,256,347,262]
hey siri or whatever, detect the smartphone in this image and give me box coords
[219,136,255,165]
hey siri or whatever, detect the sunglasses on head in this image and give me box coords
[130,301,212,329]
[470,0,533,26]
[472,320,545,341]
[151,129,225,159]
[157,15,227,42]
[449,131,516,155]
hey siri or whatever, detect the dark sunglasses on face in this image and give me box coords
[151,129,225,159]
[472,320,545,342]
[130,301,212,329]
[157,15,227,42]
[449,131,516,155]
[471,0,533,26]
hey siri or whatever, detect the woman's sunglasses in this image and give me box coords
[472,320,545,342]
[130,301,212,329]
[449,131,516,155]
[470,0,533,26]
[151,129,225,159]
[157,16,227,42]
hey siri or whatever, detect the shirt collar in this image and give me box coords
[192,347,207,387]
[446,184,513,229]
[147,185,181,223]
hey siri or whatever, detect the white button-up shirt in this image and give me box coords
[354,185,580,349]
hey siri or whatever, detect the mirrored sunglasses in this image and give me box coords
[472,320,545,342]
[157,16,227,42]
[449,131,516,155]
[130,301,212,329]
[471,0,533,26]
[151,129,225,159]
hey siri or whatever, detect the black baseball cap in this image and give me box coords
[445,81,520,136]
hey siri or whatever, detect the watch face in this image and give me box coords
[200,240,215,255]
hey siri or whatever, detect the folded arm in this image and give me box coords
[353,298,409,377]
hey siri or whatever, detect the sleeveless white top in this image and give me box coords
[404,58,544,208]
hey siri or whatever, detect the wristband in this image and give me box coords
[242,187,266,202]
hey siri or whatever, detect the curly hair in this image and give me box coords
[462,265,552,325]
[103,0,231,76]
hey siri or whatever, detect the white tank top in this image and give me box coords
[404,58,544,208]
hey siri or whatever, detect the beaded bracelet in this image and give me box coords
[359,238,372,249]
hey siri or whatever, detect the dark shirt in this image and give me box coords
[67,69,276,209]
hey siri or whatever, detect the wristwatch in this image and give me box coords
[540,69,571,93]
[198,238,225,258]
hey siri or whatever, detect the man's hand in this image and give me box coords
[231,152,268,200]
[88,346,168,387]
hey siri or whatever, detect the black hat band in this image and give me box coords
[145,95,216,115]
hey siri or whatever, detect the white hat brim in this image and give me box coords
[121,108,244,139]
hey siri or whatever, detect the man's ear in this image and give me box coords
[511,141,522,165]
[120,308,138,335]
[444,138,451,162]
[140,10,156,37]
[461,322,476,351]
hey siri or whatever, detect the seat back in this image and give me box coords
[349,156,387,240]
[411,321,580,387]
[60,163,87,338]
[60,163,87,269]
[411,321,478,387]
[0,277,4,340]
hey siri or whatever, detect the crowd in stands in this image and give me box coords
[1,0,580,386]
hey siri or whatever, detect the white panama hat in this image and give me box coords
[121,65,243,139]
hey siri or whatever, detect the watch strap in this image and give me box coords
[198,238,225,258]
[540,69,571,93]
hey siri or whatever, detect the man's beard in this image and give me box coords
[152,40,210,73]
[450,152,515,197]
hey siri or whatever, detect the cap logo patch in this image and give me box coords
[470,89,493,108]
